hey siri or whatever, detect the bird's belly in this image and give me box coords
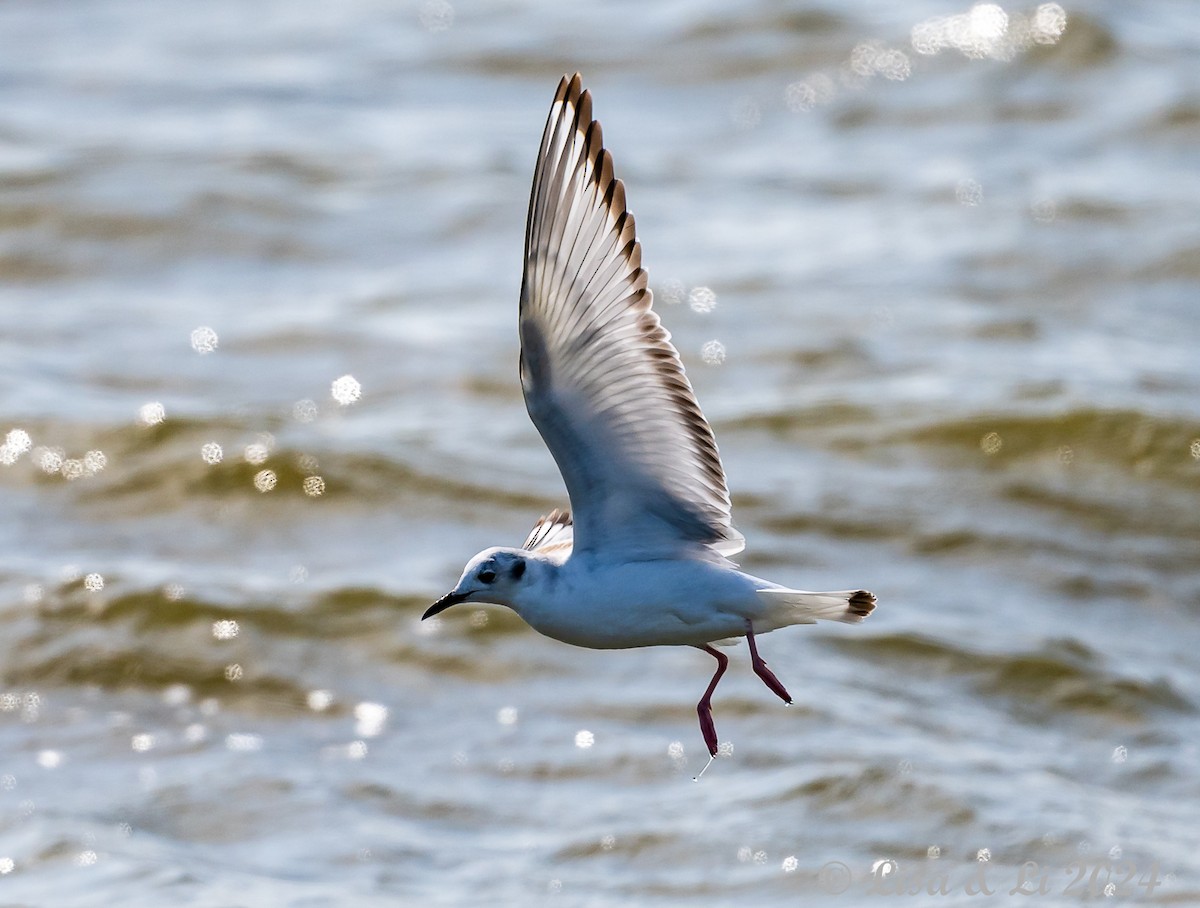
[522,560,761,649]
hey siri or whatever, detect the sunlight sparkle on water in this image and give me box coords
[164,583,185,601]
[688,287,717,314]
[980,431,1003,455]
[34,447,64,474]
[138,402,166,426]
[497,706,518,726]
[785,74,836,112]
[956,178,984,206]
[162,684,191,706]
[574,730,594,749]
[293,399,318,422]
[83,450,106,474]
[701,340,726,365]
[912,3,1065,60]
[1112,745,1128,763]
[226,733,263,752]
[190,326,219,354]
[784,81,818,112]
[303,475,325,497]
[782,856,798,873]
[212,620,239,640]
[354,702,388,737]
[1190,439,1200,460]
[928,845,942,859]
[0,858,13,875]
[0,428,32,465]
[224,663,243,681]
[658,279,685,305]
[977,848,992,862]
[331,374,362,406]
[201,442,223,464]
[76,850,98,867]
[244,443,269,465]
[36,750,63,769]
[1031,3,1067,43]
[307,689,333,711]
[850,41,912,81]
[254,469,277,492]
[131,733,155,752]
[84,573,104,592]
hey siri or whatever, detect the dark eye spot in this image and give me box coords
[478,568,497,584]
[511,560,526,580]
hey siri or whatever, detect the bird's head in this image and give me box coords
[423,547,531,619]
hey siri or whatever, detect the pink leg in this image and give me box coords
[696,644,729,757]
[745,620,792,704]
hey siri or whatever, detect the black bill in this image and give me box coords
[422,591,468,620]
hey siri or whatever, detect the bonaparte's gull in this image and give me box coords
[425,74,876,762]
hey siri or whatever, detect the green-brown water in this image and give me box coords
[2,1,1198,904]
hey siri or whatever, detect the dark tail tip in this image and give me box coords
[848,590,877,618]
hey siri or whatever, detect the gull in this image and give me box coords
[425,74,876,765]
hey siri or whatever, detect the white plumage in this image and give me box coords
[426,74,876,759]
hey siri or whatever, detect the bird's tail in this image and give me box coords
[756,587,877,626]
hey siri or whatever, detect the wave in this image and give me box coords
[831,632,1194,722]
[901,408,1200,483]
[1,414,549,512]
[0,577,548,705]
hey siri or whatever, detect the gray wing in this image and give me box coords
[518,74,744,559]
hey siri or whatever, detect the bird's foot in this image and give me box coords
[754,661,792,704]
[745,620,792,704]
[697,700,719,757]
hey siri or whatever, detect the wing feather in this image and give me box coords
[519,74,744,558]
[523,509,574,562]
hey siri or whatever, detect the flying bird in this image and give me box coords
[425,74,876,763]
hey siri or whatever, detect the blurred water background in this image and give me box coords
[2,1,1199,905]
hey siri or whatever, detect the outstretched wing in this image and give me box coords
[519,73,743,559]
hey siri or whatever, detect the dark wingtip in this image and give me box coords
[848,590,877,618]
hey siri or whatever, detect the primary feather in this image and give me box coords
[519,73,744,561]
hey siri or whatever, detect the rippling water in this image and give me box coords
[2,1,1199,905]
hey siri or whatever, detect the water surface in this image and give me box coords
[2,1,1199,904]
